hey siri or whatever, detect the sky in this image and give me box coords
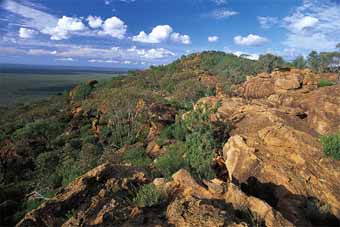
[0,0,339,68]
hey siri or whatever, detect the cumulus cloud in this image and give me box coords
[19,27,37,38]
[170,33,191,44]
[87,15,103,28]
[208,36,219,42]
[133,25,191,45]
[209,9,239,19]
[98,17,127,39]
[234,34,268,46]
[132,25,173,43]
[43,16,86,40]
[257,16,278,29]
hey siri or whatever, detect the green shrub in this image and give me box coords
[24,199,42,213]
[320,134,340,160]
[72,82,93,101]
[79,143,102,170]
[56,158,83,186]
[185,132,215,180]
[122,148,151,168]
[12,118,64,147]
[133,184,165,208]
[155,143,186,178]
[318,79,334,87]
[157,121,187,143]
[107,110,149,149]
[36,152,59,174]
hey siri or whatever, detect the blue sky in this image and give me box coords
[0,0,339,68]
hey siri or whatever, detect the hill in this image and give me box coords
[1,51,340,227]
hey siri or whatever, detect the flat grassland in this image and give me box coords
[0,71,119,107]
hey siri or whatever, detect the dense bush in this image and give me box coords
[318,79,334,87]
[320,134,340,160]
[12,118,64,149]
[155,143,187,178]
[122,147,151,168]
[72,82,93,101]
[155,103,227,180]
[133,184,165,208]
[185,131,215,179]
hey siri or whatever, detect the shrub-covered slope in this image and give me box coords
[1,51,340,227]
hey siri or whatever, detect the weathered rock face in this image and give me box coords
[167,197,246,227]
[16,164,150,227]
[198,70,340,226]
[238,69,336,99]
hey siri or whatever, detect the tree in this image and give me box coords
[258,54,285,73]
[307,51,320,72]
[292,56,306,69]
[0,140,17,183]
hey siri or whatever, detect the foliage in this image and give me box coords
[157,119,187,143]
[185,131,215,179]
[318,79,334,87]
[155,143,187,178]
[56,158,83,186]
[133,184,165,208]
[292,56,306,69]
[72,82,93,101]
[258,54,286,73]
[107,109,149,149]
[320,134,340,160]
[122,147,151,168]
[12,118,64,149]
[156,103,227,180]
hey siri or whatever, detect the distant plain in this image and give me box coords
[0,64,125,107]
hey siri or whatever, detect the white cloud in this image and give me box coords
[283,0,340,52]
[88,59,120,63]
[127,45,175,59]
[142,48,175,59]
[28,49,57,55]
[257,16,278,29]
[234,34,268,46]
[133,25,173,43]
[56,57,76,62]
[208,36,219,42]
[284,16,319,33]
[7,43,175,63]
[1,0,58,31]
[210,0,227,5]
[209,9,239,19]
[19,27,37,39]
[87,15,103,29]
[170,33,191,44]
[44,16,86,40]
[233,51,259,60]
[133,25,191,45]
[98,16,127,39]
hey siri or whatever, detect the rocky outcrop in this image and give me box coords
[199,70,340,226]
[238,68,337,99]
[16,164,149,227]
